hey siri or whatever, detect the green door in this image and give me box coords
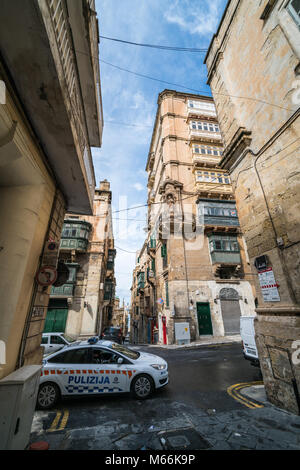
[197,302,213,335]
[44,299,68,333]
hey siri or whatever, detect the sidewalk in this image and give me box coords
[136,334,242,349]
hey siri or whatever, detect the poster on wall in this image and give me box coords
[258,267,280,302]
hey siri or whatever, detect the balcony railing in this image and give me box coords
[51,283,75,297]
[195,181,233,195]
[190,129,222,141]
[187,106,217,118]
[211,251,241,265]
[193,154,221,167]
[50,263,79,297]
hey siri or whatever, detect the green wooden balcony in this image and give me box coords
[60,219,92,252]
[51,283,75,297]
[210,251,241,265]
[50,263,79,297]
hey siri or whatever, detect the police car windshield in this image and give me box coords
[110,343,140,360]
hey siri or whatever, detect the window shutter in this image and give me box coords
[161,244,167,258]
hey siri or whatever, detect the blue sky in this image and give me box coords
[93,0,228,304]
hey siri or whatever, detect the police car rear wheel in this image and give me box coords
[37,382,60,410]
[131,374,154,399]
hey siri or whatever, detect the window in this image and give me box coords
[41,337,48,344]
[209,236,240,253]
[110,343,140,360]
[137,272,145,289]
[165,280,169,307]
[196,171,231,184]
[188,100,216,112]
[190,121,220,133]
[161,244,167,258]
[47,348,90,364]
[151,258,156,273]
[203,206,238,217]
[51,335,66,345]
[193,144,223,156]
[287,0,300,27]
[91,348,120,364]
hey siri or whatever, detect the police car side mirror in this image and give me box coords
[117,357,124,365]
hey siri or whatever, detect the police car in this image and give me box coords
[37,338,169,409]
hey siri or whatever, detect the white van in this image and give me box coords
[240,316,260,367]
[41,333,77,355]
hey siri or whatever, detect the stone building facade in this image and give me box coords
[0,0,103,448]
[205,0,300,413]
[130,89,257,345]
[46,181,116,338]
[111,297,129,335]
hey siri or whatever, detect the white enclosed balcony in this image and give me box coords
[187,100,217,118]
[191,144,223,168]
[190,129,222,142]
[0,0,103,215]
[193,154,221,167]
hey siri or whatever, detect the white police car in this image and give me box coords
[37,338,168,409]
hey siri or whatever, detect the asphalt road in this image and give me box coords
[138,343,262,411]
[30,343,300,451]
[31,342,263,440]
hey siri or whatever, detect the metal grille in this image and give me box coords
[221,299,241,335]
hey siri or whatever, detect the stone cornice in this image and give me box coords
[219,127,252,171]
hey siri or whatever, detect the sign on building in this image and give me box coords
[258,268,280,302]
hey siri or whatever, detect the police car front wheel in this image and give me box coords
[131,374,154,399]
[37,382,60,410]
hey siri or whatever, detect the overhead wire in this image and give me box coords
[99,59,296,112]
[99,35,208,53]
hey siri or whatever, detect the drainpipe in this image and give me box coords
[230,109,300,304]
[179,189,192,340]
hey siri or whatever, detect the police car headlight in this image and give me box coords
[151,364,166,370]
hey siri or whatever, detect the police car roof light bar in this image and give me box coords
[88,336,99,344]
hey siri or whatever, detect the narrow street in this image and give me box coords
[30,343,300,450]
[1,0,300,454]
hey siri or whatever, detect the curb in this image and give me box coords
[138,338,242,350]
[227,381,264,409]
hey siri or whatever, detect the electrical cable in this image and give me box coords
[115,245,139,254]
[99,35,208,53]
[100,58,209,95]
[100,59,296,112]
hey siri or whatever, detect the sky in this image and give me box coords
[93,0,228,305]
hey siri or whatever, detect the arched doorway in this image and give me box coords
[219,288,241,335]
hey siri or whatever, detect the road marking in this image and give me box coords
[47,410,69,432]
[58,410,69,431]
[227,381,264,409]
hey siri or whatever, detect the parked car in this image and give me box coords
[101,326,123,344]
[240,316,260,367]
[41,332,77,355]
[36,339,169,409]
